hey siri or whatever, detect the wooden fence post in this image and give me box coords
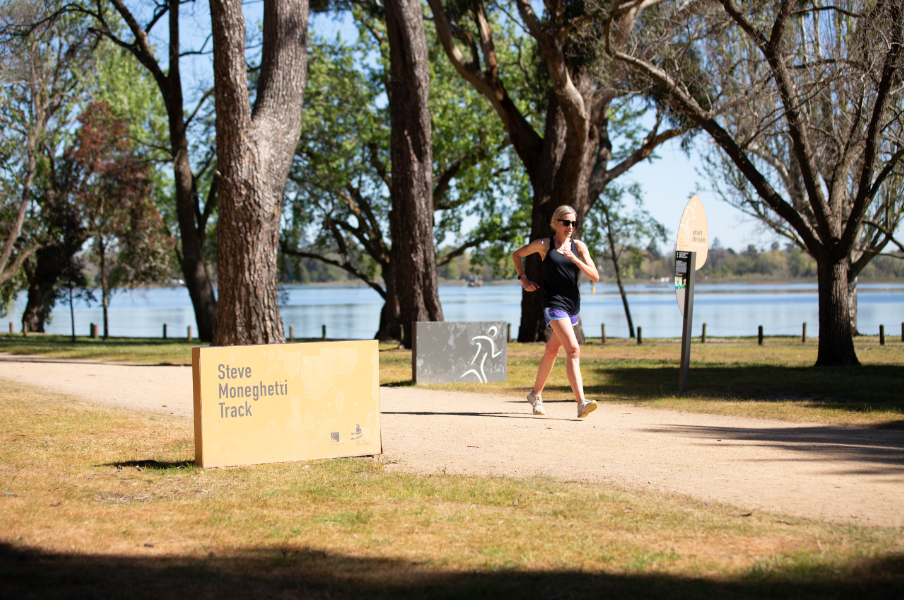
[289,325,294,341]
[701,323,707,343]
[601,323,606,345]
[880,325,885,346]
[163,324,167,339]
[758,325,763,346]
[187,326,192,341]
[637,326,642,345]
[802,322,806,344]
[322,324,327,340]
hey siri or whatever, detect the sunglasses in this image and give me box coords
[557,219,578,227]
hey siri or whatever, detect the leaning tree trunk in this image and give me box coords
[385,0,443,349]
[611,253,635,339]
[816,256,859,366]
[209,0,309,346]
[172,141,218,342]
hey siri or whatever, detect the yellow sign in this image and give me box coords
[192,341,381,468]
[675,194,709,269]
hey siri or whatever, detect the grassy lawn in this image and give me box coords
[1,379,902,599]
[2,332,903,427]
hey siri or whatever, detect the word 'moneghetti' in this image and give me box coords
[219,380,288,402]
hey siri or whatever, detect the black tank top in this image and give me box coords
[542,237,581,315]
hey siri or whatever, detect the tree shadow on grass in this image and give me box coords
[638,424,904,475]
[101,460,195,471]
[585,364,904,414]
[1,543,902,600]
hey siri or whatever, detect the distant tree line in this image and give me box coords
[629,240,904,282]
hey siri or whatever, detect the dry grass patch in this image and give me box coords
[1,379,902,599]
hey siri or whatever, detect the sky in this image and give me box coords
[150,1,775,254]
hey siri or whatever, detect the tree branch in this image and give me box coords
[426,0,542,172]
[840,6,904,256]
[603,14,823,255]
[280,242,387,299]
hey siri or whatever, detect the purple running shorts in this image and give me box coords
[543,307,579,328]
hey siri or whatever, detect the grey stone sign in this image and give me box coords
[412,321,507,385]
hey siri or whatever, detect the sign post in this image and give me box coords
[676,251,696,394]
[674,195,709,394]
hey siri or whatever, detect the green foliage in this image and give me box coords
[86,41,176,235]
[71,102,174,294]
[0,0,98,286]
[284,12,532,286]
[87,44,169,154]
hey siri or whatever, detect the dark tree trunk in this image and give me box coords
[385,0,443,349]
[22,278,53,333]
[375,263,401,341]
[166,1,218,342]
[209,0,309,346]
[20,201,88,332]
[816,257,859,366]
[21,249,62,332]
[517,91,596,344]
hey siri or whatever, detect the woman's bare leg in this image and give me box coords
[549,319,585,404]
[532,332,562,395]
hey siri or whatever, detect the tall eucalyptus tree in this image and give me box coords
[427,0,688,341]
[382,0,444,347]
[209,0,309,345]
[605,0,904,365]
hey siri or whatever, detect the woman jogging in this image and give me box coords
[512,205,600,418]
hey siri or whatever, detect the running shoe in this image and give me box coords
[577,398,597,418]
[527,390,546,416]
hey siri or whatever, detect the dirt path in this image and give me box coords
[2,353,902,527]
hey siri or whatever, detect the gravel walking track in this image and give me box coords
[2,353,902,527]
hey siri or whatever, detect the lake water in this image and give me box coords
[5,282,904,340]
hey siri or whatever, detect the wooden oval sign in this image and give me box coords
[675,194,708,268]
[675,195,708,314]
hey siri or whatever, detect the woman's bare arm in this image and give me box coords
[512,238,548,292]
[560,240,600,282]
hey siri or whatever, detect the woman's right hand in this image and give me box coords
[521,278,539,292]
